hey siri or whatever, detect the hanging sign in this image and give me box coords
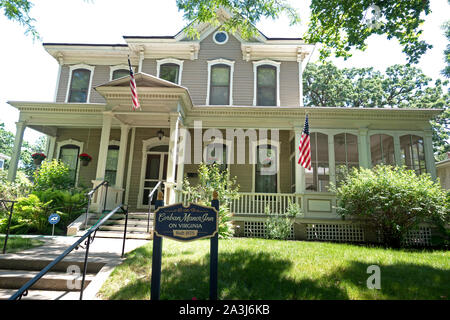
[154,203,218,242]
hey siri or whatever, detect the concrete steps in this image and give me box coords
[79,212,153,240]
[0,257,105,300]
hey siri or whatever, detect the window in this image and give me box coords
[159,63,180,84]
[205,143,228,172]
[370,134,395,166]
[400,135,426,174]
[305,133,330,192]
[157,59,183,85]
[59,144,80,184]
[257,65,277,106]
[68,69,91,103]
[209,64,231,105]
[334,133,359,183]
[105,145,119,185]
[255,144,278,193]
[213,31,228,45]
[112,69,129,80]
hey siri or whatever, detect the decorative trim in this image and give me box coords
[206,58,235,105]
[65,64,95,103]
[109,64,131,81]
[252,60,281,106]
[156,58,184,85]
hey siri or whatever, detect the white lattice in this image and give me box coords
[404,227,432,246]
[244,221,294,239]
[307,224,364,242]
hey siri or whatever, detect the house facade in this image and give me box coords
[6,13,441,242]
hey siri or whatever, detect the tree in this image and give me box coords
[0,0,38,39]
[177,0,433,64]
[442,20,450,78]
[303,62,450,160]
[332,165,449,248]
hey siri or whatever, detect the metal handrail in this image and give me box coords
[0,200,16,254]
[84,181,109,228]
[147,181,162,233]
[9,203,129,301]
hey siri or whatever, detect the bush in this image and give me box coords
[32,159,74,191]
[181,163,240,238]
[332,165,449,248]
[10,194,53,234]
[264,200,302,240]
[0,170,32,200]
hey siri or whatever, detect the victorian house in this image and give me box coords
[6,10,441,243]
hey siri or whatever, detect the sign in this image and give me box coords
[154,203,218,242]
[48,213,60,225]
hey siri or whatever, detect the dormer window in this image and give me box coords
[66,64,95,103]
[253,60,281,106]
[206,59,235,105]
[157,58,183,85]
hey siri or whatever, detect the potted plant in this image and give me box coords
[31,152,46,165]
[79,153,92,166]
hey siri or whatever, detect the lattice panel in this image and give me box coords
[404,227,432,246]
[307,224,364,242]
[244,221,294,240]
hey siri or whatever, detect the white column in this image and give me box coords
[95,113,113,180]
[358,128,370,168]
[124,127,136,206]
[294,127,305,193]
[424,130,437,180]
[298,54,305,106]
[328,134,336,187]
[115,124,130,189]
[7,121,26,182]
[47,135,57,160]
[166,114,180,204]
[393,134,402,166]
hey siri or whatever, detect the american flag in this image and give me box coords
[298,115,311,170]
[128,57,140,110]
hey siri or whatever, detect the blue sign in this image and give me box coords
[154,203,218,242]
[48,213,60,225]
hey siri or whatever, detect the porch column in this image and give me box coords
[358,128,371,168]
[166,114,180,204]
[46,135,57,160]
[424,130,437,180]
[176,125,188,200]
[328,134,336,187]
[115,124,130,190]
[294,126,305,193]
[393,134,402,167]
[95,112,113,180]
[7,121,26,182]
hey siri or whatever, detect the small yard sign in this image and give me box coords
[48,213,60,236]
[154,203,218,241]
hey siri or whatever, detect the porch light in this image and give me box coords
[157,129,164,140]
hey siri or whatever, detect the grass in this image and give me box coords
[0,235,44,253]
[98,238,450,300]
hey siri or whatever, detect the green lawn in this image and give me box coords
[98,238,450,300]
[0,236,44,253]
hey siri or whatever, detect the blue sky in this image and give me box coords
[0,0,448,144]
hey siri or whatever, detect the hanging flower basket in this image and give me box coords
[79,153,92,166]
[31,152,46,165]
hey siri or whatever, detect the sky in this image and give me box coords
[0,0,449,145]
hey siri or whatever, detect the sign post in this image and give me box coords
[48,213,60,236]
[150,191,219,300]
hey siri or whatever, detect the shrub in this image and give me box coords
[264,200,302,240]
[0,170,32,200]
[33,159,74,191]
[181,163,240,238]
[11,194,53,234]
[332,165,449,248]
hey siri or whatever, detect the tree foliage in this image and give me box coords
[303,62,450,160]
[0,0,38,39]
[332,165,449,248]
[177,0,433,64]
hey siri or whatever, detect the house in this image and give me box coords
[437,152,450,190]
[0,153,10,170]
[6,9,441,243]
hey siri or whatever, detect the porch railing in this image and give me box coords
[177,191,301,215]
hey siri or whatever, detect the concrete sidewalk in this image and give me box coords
[0,235,149,300]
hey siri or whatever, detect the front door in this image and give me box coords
[142,151,168,207]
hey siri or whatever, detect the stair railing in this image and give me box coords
[84,180,109,228]
[0,200,16,254]
[9,203,129,301]
[147,181,162,233]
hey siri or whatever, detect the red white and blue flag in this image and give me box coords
[128,57,140,110]
[298,114,311,170]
